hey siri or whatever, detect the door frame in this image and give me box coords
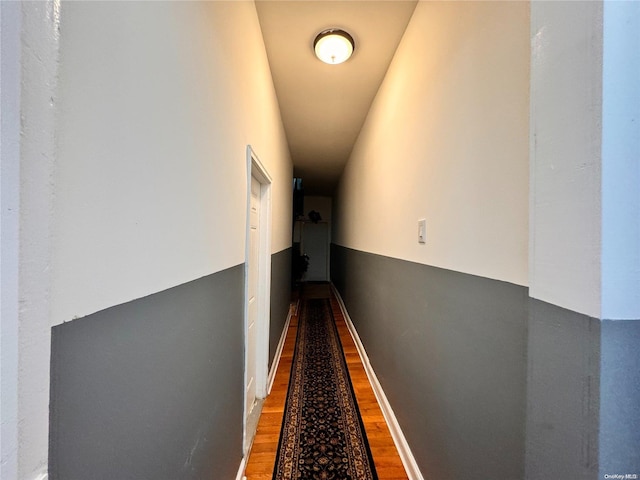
[243,145,272,454]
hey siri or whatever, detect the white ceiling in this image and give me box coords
[255,0,418,195]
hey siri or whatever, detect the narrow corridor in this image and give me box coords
[244,283,409,480]
[5,2,639,479]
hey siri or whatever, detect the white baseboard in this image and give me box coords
[237,301,296,479]
[267,301,296,394]
[234,455,247,480]
[331,284,425,480]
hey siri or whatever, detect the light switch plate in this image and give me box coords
[418,219,426,244]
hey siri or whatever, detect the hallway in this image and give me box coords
[2,2,639,480]
[244,283,408,480]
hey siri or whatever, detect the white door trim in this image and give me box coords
[243,145,272,455]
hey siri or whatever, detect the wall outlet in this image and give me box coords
[418,219,426,244]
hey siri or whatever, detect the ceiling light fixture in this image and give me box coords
[313,29,355,65]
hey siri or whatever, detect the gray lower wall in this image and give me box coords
[49,265,244,480]
[331,244,633,480]
[331,245,529,480]
[599,320,640,478]
[269,247,292,367]
[525,299,600,480]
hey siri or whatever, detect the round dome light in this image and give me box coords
[313,29,355,65]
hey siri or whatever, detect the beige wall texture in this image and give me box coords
[53,1,292,324]
[334,1,530,287]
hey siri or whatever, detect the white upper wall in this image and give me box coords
[52,1,292,324]
[333,1,530,286]
[528,1,639,320]
[601,0,640,320]
[5,3,61,478]
[529,1,604,318]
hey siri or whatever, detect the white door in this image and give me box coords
[244,146,272,455]
[246,176,260,420]
[303,222,329,281]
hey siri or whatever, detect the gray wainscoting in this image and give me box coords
[525,299,600,480]
[332,245,529,479]
[599,320,640,478]
[49,265,244,480]
[331,244,634,480]
[270,247,292,367]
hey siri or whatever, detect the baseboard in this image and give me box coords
[238,303,294,480]
[267,301,296,394]
[331,284,425,480]
[234,455,247,480]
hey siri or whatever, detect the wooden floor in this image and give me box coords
[243,285,409,480]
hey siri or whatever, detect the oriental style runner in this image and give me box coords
[273,298,378,480]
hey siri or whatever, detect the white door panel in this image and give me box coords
[244,148,272,456]
[245,176,260,418]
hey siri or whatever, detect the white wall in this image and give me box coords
[53,1,292,324]
[301,196,332,281]
[334,1,530,286]
[1,3,22,478]
[529,1,604,318]
[530,1,640,319]
[2,3,61,479]
[293,195,331,243]
[6,2,292,478]
[601,0,640,320]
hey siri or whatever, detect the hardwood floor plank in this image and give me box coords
[243,288,409,480]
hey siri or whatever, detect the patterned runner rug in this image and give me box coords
[273,298,378,480]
